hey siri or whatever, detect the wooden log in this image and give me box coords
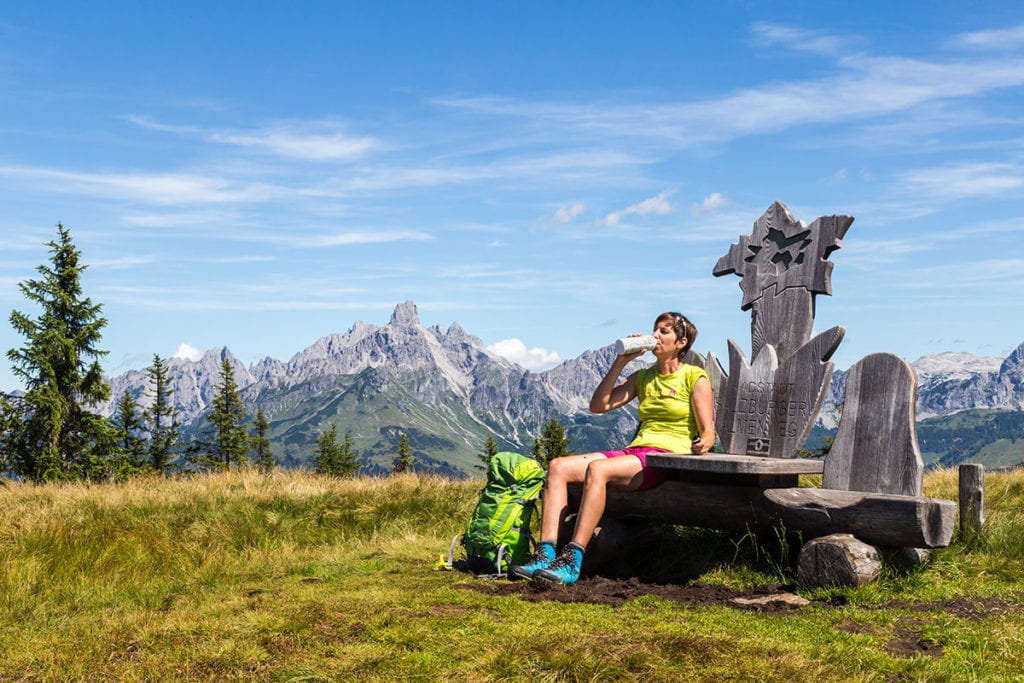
[797,534,881,588]
[959,464,985,535]
[569,480,956,548]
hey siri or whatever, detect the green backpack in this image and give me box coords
[447,451,547,577]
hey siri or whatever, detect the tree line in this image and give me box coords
[0,224,571,483]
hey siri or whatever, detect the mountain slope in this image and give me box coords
[98,302,1024,475]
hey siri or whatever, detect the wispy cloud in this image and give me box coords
[128,116,380,161]
[288,231,434,248]
[951,24,1024,51]
[0,163,280,205]
[898,162,1024,200]
[553,202,585,223]
[602,189,675,226]
[437,33,1024,148]
[749,21,859,57]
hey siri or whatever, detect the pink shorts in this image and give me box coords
[601,446,673,491]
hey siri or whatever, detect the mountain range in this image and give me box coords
[97,300,1024,475]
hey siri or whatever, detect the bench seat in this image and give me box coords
[646,452,825,475]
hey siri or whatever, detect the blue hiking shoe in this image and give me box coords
[534,542,584,585]
[509,541,556,580]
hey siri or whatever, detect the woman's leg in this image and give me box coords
[570,456,644,548]
[539,453,608,542]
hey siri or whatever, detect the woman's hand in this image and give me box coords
[690,436,713,455]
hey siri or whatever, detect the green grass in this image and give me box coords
[1,468,1023,680]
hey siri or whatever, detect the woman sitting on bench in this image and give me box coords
[511,311,715,585]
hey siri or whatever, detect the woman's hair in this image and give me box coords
[655,311,697,359]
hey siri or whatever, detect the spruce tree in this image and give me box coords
[207,358,249,468]
[392,432,414,473]
[250,408,276,473]
[112,389,147,473]
[6,224,111,481]
[145,354,180,473]
[334,429,360,477]
[531,437,547,469]
[541,418,573,460]
[477,435,500,464]
[314,423,340,475]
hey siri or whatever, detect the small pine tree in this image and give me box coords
[207,358,249,469]
[336,429,360,477]
[477,435,500,464]
[531,437,547,469]
[392,432,414,473]
[534,417,572,470]
[145,354,180,473]
[314,424,360,477]
[250,408,276,473]
[313,423,340,475]
[112,390,147,470]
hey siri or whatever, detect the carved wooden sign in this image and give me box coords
[712,201,853,458]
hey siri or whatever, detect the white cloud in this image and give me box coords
[749,22,856,57]
[437,53,1024,148]
[554,202,585,223]
[690,192,727,216]
[602,189,676,226]
[173,343,203,362]
[952,24,1024,51]
[292,231,434,247]
[488,338,562,371]
[0,163,277,205]
[898,162,1024,200]
[128,115,379,161]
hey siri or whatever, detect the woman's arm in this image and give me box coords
[589,356,640,414]
[690,375,715,455]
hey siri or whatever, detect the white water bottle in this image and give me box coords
[614,335,657,356]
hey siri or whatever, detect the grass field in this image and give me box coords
[1,468,1022,681]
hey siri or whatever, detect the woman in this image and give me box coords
[511,311,715,585]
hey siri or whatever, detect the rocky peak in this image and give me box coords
[389,300,420,327]
[999,341,1024,376]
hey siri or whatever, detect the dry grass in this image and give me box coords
[0,467,1022,680]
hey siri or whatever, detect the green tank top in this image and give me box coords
[628,363,708,454]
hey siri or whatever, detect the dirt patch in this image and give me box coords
[456,576,1024,620]
[457,576,813,614]
[883,619,944,659]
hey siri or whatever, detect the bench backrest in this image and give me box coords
[822,353,924,496]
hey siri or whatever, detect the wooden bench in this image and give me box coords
[569,201,956,586]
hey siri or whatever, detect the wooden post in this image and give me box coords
[959,464,985,536]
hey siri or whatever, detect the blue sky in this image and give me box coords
[2,2,1024,391]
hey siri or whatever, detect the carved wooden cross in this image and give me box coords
[709,201,854,457]
[714,201,853,364]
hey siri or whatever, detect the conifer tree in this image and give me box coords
[250,408,276,473]
[477,435,500,464]
[207,358,248,468]
[313,425,359,476]
[336,428,360,477]
[541,418,573,460]
[531,437,547,469]
[112,389,147,472]
[6,224,111,481]
[392,432,414,473]
[145,354,180,473]
[533,417,573,470]
[313,423,341,475]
